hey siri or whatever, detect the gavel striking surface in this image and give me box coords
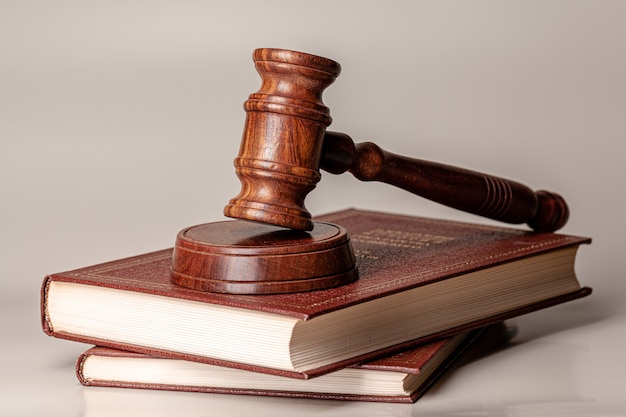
[171,220,357,294]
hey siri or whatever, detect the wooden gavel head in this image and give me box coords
[223,48,340,231]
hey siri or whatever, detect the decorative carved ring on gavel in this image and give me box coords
[224,48,569,233]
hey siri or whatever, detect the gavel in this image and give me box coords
[223,48,568,233]
[170,48,570,295]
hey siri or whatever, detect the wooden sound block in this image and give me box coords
[171,220,358,294]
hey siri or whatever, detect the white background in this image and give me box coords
[1,1,625,415]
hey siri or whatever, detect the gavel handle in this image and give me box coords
[320,132,568,232]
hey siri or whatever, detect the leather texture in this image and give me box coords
[41,208,592,379]
[76,328,485,403]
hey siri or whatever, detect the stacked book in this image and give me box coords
[41,209,591,403]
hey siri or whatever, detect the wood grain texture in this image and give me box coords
[224,48,568,232]
[320,132,569,232]
[171,220,357,294]
[224,48,341,231]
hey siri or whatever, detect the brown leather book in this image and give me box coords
[77,328,484,403]
[41,208,591,379]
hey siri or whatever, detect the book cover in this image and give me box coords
[41,208,591,379]
[77,328,485,403]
